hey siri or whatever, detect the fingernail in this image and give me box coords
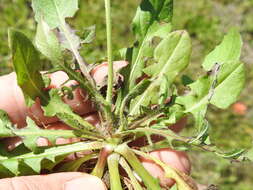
[64,176,106,190]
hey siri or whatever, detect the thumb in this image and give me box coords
[0,172,107,190]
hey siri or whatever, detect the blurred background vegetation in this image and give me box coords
[0,0,253,189]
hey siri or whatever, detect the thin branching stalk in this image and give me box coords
[104,0,114,105]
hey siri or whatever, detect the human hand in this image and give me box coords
[0,61,192,189]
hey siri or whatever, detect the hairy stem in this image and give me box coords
[107,153,123,190]
[104,0,114,105]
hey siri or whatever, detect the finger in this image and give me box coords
[45,71,96,115]
[29,61,128,126]
[139,148,191,188]
[0,73,28,127]
[90,61,128,86]
[27,71,96,126]
[0,172,107,190]
[0,61,128,127]
[0,72,93,127]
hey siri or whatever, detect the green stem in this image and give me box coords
[91,146,113,178]
[119,157,143,190]
[115,144,162,190]
[107,153,123,190]
[133,149,196,190]
[104,0,114,105]
[120,128,229,156]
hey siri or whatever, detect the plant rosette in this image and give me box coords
[0,0,252,190]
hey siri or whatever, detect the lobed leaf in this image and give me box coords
[15,118,78,151]
[0,141,103,175]
[176,63,245,120]
[176,29,244,129]
[32,0,78,29]
[0,110,80,151]
[32,0,92,82]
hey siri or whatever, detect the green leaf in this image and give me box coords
[119,158,143,190]
[132,0,173,39]
[130,30,191,115]
[121,79,152,111]
[57,23,82,51]
[42,89,98,134]
[215,149,245,159]
[0,110,14,138]
[115,144,162,190]
[176,61,245,120]
[0,141,103,175]
[152,105,185,129]
[107,153,123,190]
[133,149,197,190]
[81,25,96,44]
[32,0,91,80]
[124,22,172,92]
[32,0,109,118]
[240,147,253,161]
[0,110,80,151]
[122,0,173,93]
[8,29,48,106]
[57,154,97,172]
[119,79,152,131]
[35,18,62,62]
[14,118,78,151]
[32,0,78,29]
[202,28,242,71]
[209,62,245,109]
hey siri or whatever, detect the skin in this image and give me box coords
[0,61,191,190]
